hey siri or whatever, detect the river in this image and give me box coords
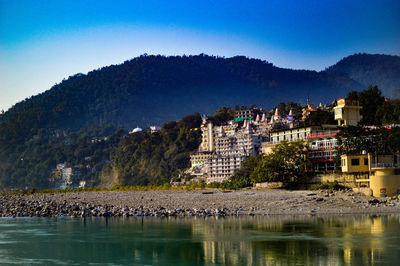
[0,215,399,265]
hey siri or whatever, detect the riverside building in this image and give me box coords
[207,121,262,183]
[334,99,362,126]
[342,153,400,197]
[190,97,363,183]
[266,124,339,173]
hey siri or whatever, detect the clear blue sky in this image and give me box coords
[1,0,399,111]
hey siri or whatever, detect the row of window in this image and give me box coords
[308,151,334,158]
[210,171,232,176]
[310,140,337,148]
[272,133,308,142]
[341,158,368,166]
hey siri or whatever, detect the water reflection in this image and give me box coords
[192,215,400,265]
[0,215,399,265]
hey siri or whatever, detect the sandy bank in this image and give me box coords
[1,189,399,217]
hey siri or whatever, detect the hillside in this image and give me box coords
[1,53,399,189]
[326,53,400,98]
[0,55,363,134]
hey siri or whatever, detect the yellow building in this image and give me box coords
[369,167,400,197]
[369,155,400,197]
[341,154,369,173]
[334,98,362,126]
[199,122,215,152]
[199,121,238,152]
[342,153,400,197]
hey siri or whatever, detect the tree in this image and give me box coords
[304,110,336,126]
[347,86,385,126]
[228,155,262,188]
[335,126,400,168]
[375,101,395,125]
[178,113,202,129]
[273,102,303,118]
[250,140,311,186]
[335,126,375,158]
[208,107,235,125]
[112,113,202,186]
[286,102,303,119]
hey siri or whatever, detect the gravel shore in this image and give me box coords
[1,189,400,218]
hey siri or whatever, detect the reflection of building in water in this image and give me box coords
[191,218,287,265]
[325,215,388,266]
[192,217,331,265]
[192,220,255,265]
[190,215,398,266]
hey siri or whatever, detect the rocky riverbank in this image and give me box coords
[1,189,400,218]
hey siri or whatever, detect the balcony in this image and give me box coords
[308,146,335,151]
[371,163,400,169]
[308,130,339,139]
[309,156,334,162]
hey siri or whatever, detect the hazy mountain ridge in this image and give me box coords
[326,53,400,98]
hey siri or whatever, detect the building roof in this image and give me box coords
[130,127,143,134]
[234,117,253,122]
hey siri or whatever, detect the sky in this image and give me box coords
[0,0,399,111]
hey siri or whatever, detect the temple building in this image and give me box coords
[189,96,365,184]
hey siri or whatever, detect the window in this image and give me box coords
[351,158,360,166]
[364,158,368,166]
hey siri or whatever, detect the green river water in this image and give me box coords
[0,215,399,265]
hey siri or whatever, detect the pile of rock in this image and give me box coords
[0,196,245,218]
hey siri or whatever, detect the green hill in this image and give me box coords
[1,53,399,189]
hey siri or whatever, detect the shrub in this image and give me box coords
[311,181,348,191]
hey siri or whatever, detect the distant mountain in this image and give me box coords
[326,53,400,98]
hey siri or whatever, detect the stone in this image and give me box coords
[369,198,380,204]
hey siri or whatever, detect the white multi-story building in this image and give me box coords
[207,121,262,183]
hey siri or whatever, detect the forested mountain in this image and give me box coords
[0,53,399,189]
[326,53,400,99]
[1,54,364,133]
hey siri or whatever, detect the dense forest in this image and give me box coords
[109,113,203,186]
[0,54,399,189]
[0,54,367,132]
[0,124,124,188]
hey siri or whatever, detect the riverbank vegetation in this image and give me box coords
[213,140,311,190]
